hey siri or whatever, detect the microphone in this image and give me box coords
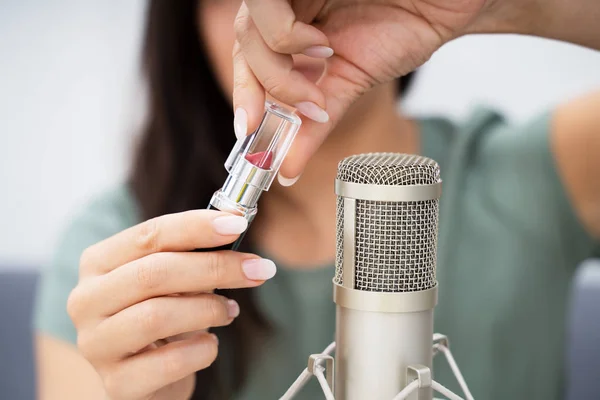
[280,152,472,400]
[333,153,441,400]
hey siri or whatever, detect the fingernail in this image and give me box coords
[227,299,240,319]
[234,108,247,141]
[242,258,277,281]
[278,173,301,187]
[295,102,329,123]
[303,45,334,58]
[212,215,248,235]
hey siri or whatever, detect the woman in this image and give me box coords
[34,0,600,399]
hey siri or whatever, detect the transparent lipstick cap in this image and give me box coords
[225,101,302,191]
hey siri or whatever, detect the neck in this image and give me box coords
[253,83,418,268]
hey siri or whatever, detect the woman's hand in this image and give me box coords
[67,210,276,400]
[232,0,600,181]
[232,0,489,180]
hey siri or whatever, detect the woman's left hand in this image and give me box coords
[232,0,489,180]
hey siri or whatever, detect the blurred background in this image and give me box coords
[2,1,600,269]
[1,1,600,398]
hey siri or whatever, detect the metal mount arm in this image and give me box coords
[279,342,336,400]
[392,365,464,400]
[432,334,474,400]
[279,333,474,400]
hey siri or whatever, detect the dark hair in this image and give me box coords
[130,1,416,398]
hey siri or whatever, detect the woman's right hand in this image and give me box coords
[232,0,490,181]
[232,0,600,182]
[67,210,276,400]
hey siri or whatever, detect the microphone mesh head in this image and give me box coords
[335,153,440,293]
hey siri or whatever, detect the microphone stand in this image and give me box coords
[279,334,474,400]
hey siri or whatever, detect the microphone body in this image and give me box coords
[333,153,442,400]
[335,307,433,399]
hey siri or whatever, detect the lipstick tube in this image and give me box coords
[205,101,302,251]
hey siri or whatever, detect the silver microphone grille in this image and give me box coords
[334,153,440,293]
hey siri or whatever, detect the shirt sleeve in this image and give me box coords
[458,108,599,262]
[33,186,139,343]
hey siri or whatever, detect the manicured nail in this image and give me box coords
[242,258,277,280]
[278,173,301,187]
[234,108,247,141]
[303,45,334,58]
[295,102,329,123]
[212,215,248,235]
[227,299,240,319]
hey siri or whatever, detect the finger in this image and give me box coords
[72,251,275,317]
[243,0,332,56]
[278,118,333,181]
[165,329,206,343]
[232,41,265,138]
[79,210,249,277]
[279,58,365,180]
[102,333,218,400]
[234,4,329,121]
[83,295,233,361]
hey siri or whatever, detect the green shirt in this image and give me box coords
[34,108,599,400]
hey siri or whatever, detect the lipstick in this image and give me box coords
[205,101,302,251]
[245,151,274,169]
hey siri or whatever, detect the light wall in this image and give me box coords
[0,0,146,267]
[1,1,600,268]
